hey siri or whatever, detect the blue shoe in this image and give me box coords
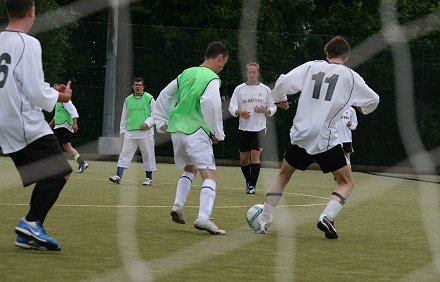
[76,162,89,173]
[15,218,62,251]
[15,235,48,250]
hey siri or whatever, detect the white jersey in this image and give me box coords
[228,82,277,131]
[272,60,379,154]
[54,101,79,133]
[336,107,358,143]
[0,31,58,154]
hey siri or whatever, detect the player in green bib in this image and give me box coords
[154,41,228,235]
[109,77,157,186]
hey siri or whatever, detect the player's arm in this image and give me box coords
[265,88,277,116]
[153,79,179,133]
[142,98,155,130]
[201,79,225,142]
[349,108,358,130]
[351,73,380,115]
[228,87,240,117]
[271,62,311,103]
[120,102,128,135]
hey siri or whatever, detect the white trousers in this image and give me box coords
[117,135,156,171]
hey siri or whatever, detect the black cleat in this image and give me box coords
[317,215,338,239]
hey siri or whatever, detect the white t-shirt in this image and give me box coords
[0,31,58,154]
[54,101,79,133]
[336,106,358,143]
[271,60,379,155]
[228,82,277,131]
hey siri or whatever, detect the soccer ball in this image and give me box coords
[246,204,273,230]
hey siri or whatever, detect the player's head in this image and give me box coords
[204,41,229,74]
[4,0,34,19]
[246,62,260,85]
[324,36,351,62]
[132,77,145,95]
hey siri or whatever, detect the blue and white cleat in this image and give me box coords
[15,234,48,251]
[15,218,62,251]
[76,162,89,173]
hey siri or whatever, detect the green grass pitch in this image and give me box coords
[0,157,438,281]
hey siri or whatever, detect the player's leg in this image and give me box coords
[316,144,353,239]
[186,129,225,235]
[109,135,137,183]
[10,134,72,250]
[138,136,156,186]
[238,130,251,191]
[170,132,196,224]
[248,129,265,193]
[256,144,312,234]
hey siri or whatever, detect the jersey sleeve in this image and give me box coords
[228,86,240,117]
[351,72,380,115]
[119,102,128,133]
[153,79,179,133]
[18,37,58,112]
[271,61,313,103]
[200,79,225,141]
[144,98,155,128]
[63,101,79,118]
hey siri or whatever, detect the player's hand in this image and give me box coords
[210,134,220,144]
[73,124,79,133]
[276,101,289,110]
[238,109,251,120]
[254,105,267,114]
[140,123,148,130]
[160,124,168,132]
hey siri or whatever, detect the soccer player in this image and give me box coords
[0,0,73,250]
[228,62,277,194]
[49,88,89,173]
[109,77,157,186]
[255,36,380,239]
[336,106,358,161]
[153,41,228,235]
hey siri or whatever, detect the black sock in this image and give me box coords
[250,163,261,187]
[241,164,251,183]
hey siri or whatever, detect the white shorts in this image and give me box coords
[171,128,216,170]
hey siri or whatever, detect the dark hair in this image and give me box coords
[205,41,228,60]
[324,36,351,60]
[5,0,34,19]
[132,77,144,85]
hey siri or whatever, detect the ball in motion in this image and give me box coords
[246,204,273,230]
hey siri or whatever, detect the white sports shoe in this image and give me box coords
[109,175,121,184]
[170,204,186,224]
[255,220,269,234]
[143,178,153,186]
[194,218,226,235]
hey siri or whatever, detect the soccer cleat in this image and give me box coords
[76,162,89,173]
[317,215,338,239]
[247,186,256,194]
[15,235,48,251]
[255,220,269,234]
[194,217,226,235]
[15,218,62,250]
[109,175,121,184]
[170,204,186,224]
[142,178,153,186]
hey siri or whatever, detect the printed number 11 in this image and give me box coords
[311,72,339,101]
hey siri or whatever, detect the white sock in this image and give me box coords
[174,171,194,206]
[260,202,274,222]
[198,179,216,220]
[321,200,343,221]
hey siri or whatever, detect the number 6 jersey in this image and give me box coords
[0,31,58,154]
[271,60,380,155]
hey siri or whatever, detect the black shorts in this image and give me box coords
[53,127,73,144]
[9,134,72,187]
[238,129,266,152]
[341,142,354,154]
[283,143,348,173]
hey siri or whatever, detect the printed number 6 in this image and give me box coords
[0,53,12,88]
